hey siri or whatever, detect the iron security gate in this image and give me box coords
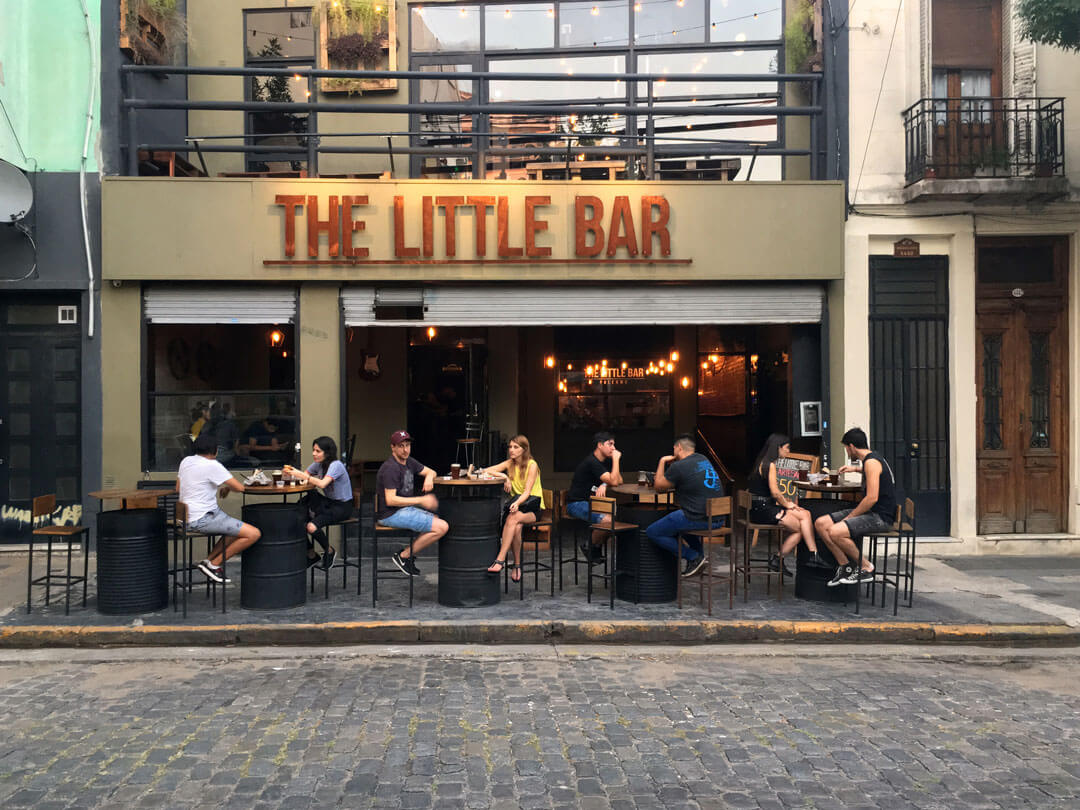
[869,257,950,536]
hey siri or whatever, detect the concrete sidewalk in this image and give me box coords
[1,549,1079,647]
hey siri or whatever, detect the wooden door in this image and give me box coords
[976,238,1068,534]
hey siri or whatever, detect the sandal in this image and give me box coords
[510,564,522,583]
[487,559,506,575]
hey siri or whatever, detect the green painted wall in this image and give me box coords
[0,1,101,171]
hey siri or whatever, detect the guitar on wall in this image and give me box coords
[360,351,381,381]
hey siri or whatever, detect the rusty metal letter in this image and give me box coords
[436,196,465,258]
[274,195,306,258]
[606,195,638,257]
[524,196,552,258]
[422,196,434,257]
[342,195,369,258]
[641,196,670,257]
[497,196,523,257]
[575,196,604,257]
[393,196,420,258]
[467,196,495,258]
[306,195,340,258]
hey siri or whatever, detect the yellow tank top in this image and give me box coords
[510,459,545,507]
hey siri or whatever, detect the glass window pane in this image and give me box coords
[710,1,781,42]
[417,65,476,176]
[411,5,481,52]
[491,54,626,102]
[635,0,705,46]
[485,4,555,50]
[11,412,31,436]
[245,10,315,60]
[560,0,629,48]
[9,381,30,405]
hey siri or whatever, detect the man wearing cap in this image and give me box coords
[376,430,448,575]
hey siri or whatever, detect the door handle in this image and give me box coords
[908,441,920,458]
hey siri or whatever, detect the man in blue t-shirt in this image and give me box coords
[649,433,724,577]
[375,430,448,576]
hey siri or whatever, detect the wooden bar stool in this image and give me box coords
[678,496,733,614]
[587,496,637,610]
[309,491,363,599]
[370,492,415,607]
[27,495,89,615]
[734,490,784,602]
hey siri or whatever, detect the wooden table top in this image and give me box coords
[241,482,314,494]
[88,488,175,501]
[794,480,862,494]
[611,483,673,499]
[434,476,504,486]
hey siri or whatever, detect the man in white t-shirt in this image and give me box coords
[177,432,261,582]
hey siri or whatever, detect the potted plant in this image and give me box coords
[119,0,187,65]
[320,0,397,94]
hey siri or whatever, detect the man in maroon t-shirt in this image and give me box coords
[376,430,448,576]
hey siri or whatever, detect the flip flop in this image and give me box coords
[487,559,506,575]
[510,564,522,583]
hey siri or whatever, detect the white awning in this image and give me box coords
[143,287,297,324]
[342,285,824,326]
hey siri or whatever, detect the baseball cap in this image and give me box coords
[390,430,412,445]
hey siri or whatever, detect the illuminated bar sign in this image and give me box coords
[266,193,684,265]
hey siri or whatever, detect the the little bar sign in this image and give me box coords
[266,193,685,265]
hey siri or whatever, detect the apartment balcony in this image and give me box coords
[901,97,1068,203]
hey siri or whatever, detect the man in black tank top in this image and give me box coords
[813,427,898,587]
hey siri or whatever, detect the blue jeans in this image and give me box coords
[565,500,604,524]
[646,509,711,561]
[379,507,435,534]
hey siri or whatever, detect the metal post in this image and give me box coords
[124,70,139,176]
[306,74,319,176]
[810,80,819,180]
[645,79,655,179]
[386,135,395,176]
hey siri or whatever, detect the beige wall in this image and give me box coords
[102,178,846,282]
[100,285,143,490]
[298,284,343,455]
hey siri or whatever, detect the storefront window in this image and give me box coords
[485,4,555,50]
[635,0,706,46]
[146,324,297,470]
[412,5,482,52]
[560,0,630,47]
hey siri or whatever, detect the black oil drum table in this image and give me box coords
[95,507,169,615]
[609,491,679,604]
[434,477,503,608]
[793,482,862,603]
[240,501,308,610]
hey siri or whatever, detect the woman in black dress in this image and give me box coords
[748,433,826,573]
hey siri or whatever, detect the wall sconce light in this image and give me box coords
[669,350,679,362]
[268,329,284,348]
[427,326,437,340]
[750,353,759,372]
[680,376,691,389]
[545,355,556,368]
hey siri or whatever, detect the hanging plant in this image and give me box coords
[327,32,385,67]
[121,0,188,64]
[784,0,815,73]
[326,0,389,38]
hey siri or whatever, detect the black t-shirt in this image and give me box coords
[567,453,612,503]
[865,451,898,523]
[747,467,771,499]
[375,456,424,520]
[665,452,724,521]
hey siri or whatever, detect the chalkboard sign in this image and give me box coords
[774,452,819,501]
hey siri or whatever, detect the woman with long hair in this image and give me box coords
[748,433,826,573]
[283,435,354,570]
[482,435,545,583]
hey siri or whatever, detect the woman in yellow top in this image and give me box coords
[483,434,545,582]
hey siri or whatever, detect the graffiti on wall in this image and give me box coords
[1,503,83,540]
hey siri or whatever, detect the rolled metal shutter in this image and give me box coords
[144,287,298,324]
[341,284,823,326]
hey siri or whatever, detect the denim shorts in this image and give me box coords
[829,508,890,539]
[565,500,604,524]
[189,508,244,537]
[379,506,435,534]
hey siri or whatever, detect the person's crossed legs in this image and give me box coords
[815,509,877,586]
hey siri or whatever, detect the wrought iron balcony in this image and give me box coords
[902,96,1065,188]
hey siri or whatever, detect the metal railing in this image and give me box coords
[902,96,1065,185]
[120,64,829,180]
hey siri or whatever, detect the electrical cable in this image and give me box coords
[78,0,99,339]
[850,0,901,207]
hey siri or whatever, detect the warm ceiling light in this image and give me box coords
[294,74,302,81]
[545,355,556,368]
[621,362,627,369]
[567,363,573,370]
[282,350,288,358]
[374,5,383,11]
[670,350,679,362]
[268,329,284,347]
[709,354,719,363]
[666,362,674,372]
[680,376,691,389]
[701,361,708,369]
[505,8,512,16]
[427,326,437,339]
[601,358,608,366]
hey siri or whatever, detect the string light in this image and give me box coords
[591,5,599,14]
[505,8,512,17]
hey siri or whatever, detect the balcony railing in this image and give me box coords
[120,65,831,181]
[902,97,1065,185]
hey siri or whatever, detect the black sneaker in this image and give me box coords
[682,555,709,578]
[580,542,604,562]
[198,560,231,584]
[392,551,421,576]
[320,548,337,570]
[848,566,874,585]
[827,565,854,587]
[307,554,321,569]
[807,551,831,569]
[768,554,781,572]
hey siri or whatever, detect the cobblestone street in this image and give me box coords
[0,646,1079,809]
